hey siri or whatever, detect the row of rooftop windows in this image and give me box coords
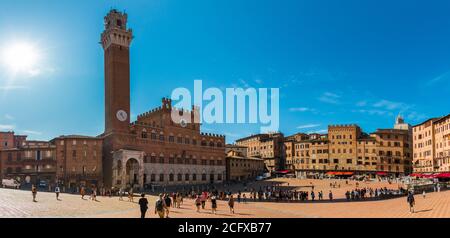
[140,132,222,147]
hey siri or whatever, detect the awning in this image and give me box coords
[376,172,387,176]
[422,173,436,178]
[274,170,291,174]
[435,173,450,178]
[332,172,354,176]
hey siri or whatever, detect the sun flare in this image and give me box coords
[1,42,40,73]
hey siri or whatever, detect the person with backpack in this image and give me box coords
[155,194,166,218]
[55,185,61,200]
[138,193,148,218]
[164,194,172,218]
[210,195,218,215]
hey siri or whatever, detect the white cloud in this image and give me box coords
[373,99,411,111]
[318,92,341,104]
[406,111,428,122]
[224,132,242,138]
[428,71,450,85]
[254,79,262,84]
[289,107,313,112]
[0,124,15,130]
[239,79,250,88]
[307,129,328,134]
[4,114,14,120]
[0,85,28,91]
[297,124,321,129]
[21,130,42,135]
[356,101,367,107]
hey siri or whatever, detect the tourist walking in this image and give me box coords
[176,193,182,208]
[201,192,207,209]
[164,194,172,218]
[138,193,148,219]
[155,194,166,218]
[228,195,235,214]
[422,190,426,199]
[128,187,134,202]
[407,192,415,213]
[328,191,333,201]
[92,187,97,201]
[32,185,37,202]
[119,187,124,201]
[195,195,202,212]
[80,186,86,199]
[55,185,60,200]
[211,195,218,215]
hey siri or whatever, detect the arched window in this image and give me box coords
[202,173,207,181]
[169,173,174,181]
[177,173,182,181]
[185,173,190,181]
[192,174,197,181]
[159,174,164,182]
[141,129,147,139]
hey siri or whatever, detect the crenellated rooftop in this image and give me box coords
[200,132,225,139]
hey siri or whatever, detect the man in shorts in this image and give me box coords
[155,194,166,218]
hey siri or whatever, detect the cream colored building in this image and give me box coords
[434,115,450,172]
[225,147,265,181]
[413,114,450,173]
[235,133,284,172]
[413,118,440,172]
[287,118,412,178]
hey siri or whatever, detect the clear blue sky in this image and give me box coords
[1,0,450,143]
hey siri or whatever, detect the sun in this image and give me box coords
[1,42,40,73]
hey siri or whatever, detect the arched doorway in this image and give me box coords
[126,158,140,186]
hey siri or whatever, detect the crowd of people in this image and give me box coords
[344,187,407,200]
[26,177,439,217]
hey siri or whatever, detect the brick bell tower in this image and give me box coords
[101,10,133,135]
